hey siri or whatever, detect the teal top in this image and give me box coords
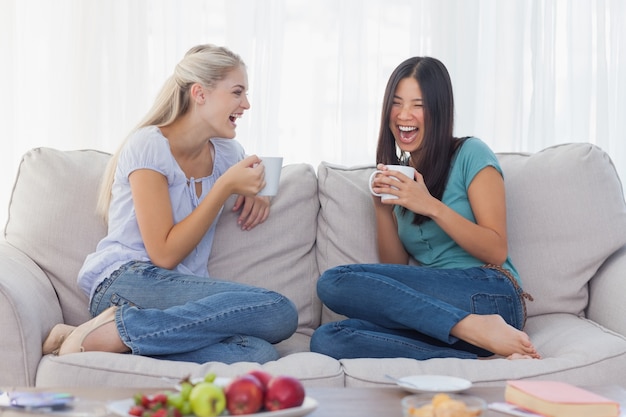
[395,137,521,285]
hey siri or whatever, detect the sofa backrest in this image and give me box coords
[316,143,626,321]
[207,164,321,334]
[497,143,626,316]
[6,143,626,330]
[4,147,322,333]
[5,148,110,325]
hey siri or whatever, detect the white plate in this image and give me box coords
[488,402,543,417]
[108,396,318,417]
[395,375,472,393]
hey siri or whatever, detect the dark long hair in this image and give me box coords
[375,56,467,225]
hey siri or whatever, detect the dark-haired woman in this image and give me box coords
[310,57,539,360]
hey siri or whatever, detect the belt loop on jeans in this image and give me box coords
[482,263,533,327]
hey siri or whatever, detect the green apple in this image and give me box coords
[180,400,193,416]
[189,382,226,417]
[179,381,193,400]
[166,392,184,410]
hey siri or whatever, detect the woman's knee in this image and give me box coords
[309,326,326,354]
[279,295,299,336]
[218,335,279,364]
[261,292,298,342]
[240,336,280,364]
[310,323,340,355]
[316,266,351,303]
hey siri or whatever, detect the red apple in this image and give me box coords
[247,369,273,390]
[224,374,264,415]
[264,375,306,411]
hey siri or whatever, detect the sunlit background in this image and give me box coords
[1,0,624,226]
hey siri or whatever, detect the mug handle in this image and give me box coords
[368,170,384,196]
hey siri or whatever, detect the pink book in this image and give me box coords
[505,380,620,417]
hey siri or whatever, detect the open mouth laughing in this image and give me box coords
[398,125,418,143]
[229,113,242,126]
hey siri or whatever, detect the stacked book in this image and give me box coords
[503,380,620,417]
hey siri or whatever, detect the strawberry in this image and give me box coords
[151,393,169,407]
[152,409,168,417]
[128,405,145,416]
[139,394,152,408]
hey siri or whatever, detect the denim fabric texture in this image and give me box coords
[310,264,525,360]
[89,261,298,364]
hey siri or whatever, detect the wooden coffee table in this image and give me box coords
[1,385,625,416]
[306,385,626,416]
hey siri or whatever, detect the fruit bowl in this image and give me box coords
[402,393,487,417]
[108,396,318,417]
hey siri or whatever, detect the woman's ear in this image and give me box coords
[190,83,205,104]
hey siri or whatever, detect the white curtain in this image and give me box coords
[1,0,625,226]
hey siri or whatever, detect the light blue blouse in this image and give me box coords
[78,126,245,299]
[395,137,520,284]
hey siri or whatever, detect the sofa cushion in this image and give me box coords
[5,148,110,326]
[316,163,378,324]
[340,314,626,388]
[317,162,379,268]
[316,143,626,320]
[498,143,626,316]
[208,163,322,334]
[36,351,344,388]
[5,148,322,334]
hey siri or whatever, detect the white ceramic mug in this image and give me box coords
[368,164,414,200]
[258,157,283,196]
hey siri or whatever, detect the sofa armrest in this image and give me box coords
[587,245,626,336]
[0,240,64,386]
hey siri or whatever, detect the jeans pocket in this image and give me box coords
[90,278,113,316]
[470,293,521,329]
[109,292,139,309]
[90,283,139,316]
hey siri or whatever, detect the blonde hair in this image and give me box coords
[96,44,245,220]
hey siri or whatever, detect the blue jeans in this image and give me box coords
[89,261,298,364]
[310,264,526,360]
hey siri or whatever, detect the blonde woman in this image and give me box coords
[43,44,297,363]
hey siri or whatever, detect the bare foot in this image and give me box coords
[451,314,541,359]
[479,352,537,360]
[507,353,536,360]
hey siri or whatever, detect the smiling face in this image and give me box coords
[201,65,250,139]
[389,76,424,154]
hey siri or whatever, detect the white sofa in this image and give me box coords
[2,143,626,389]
